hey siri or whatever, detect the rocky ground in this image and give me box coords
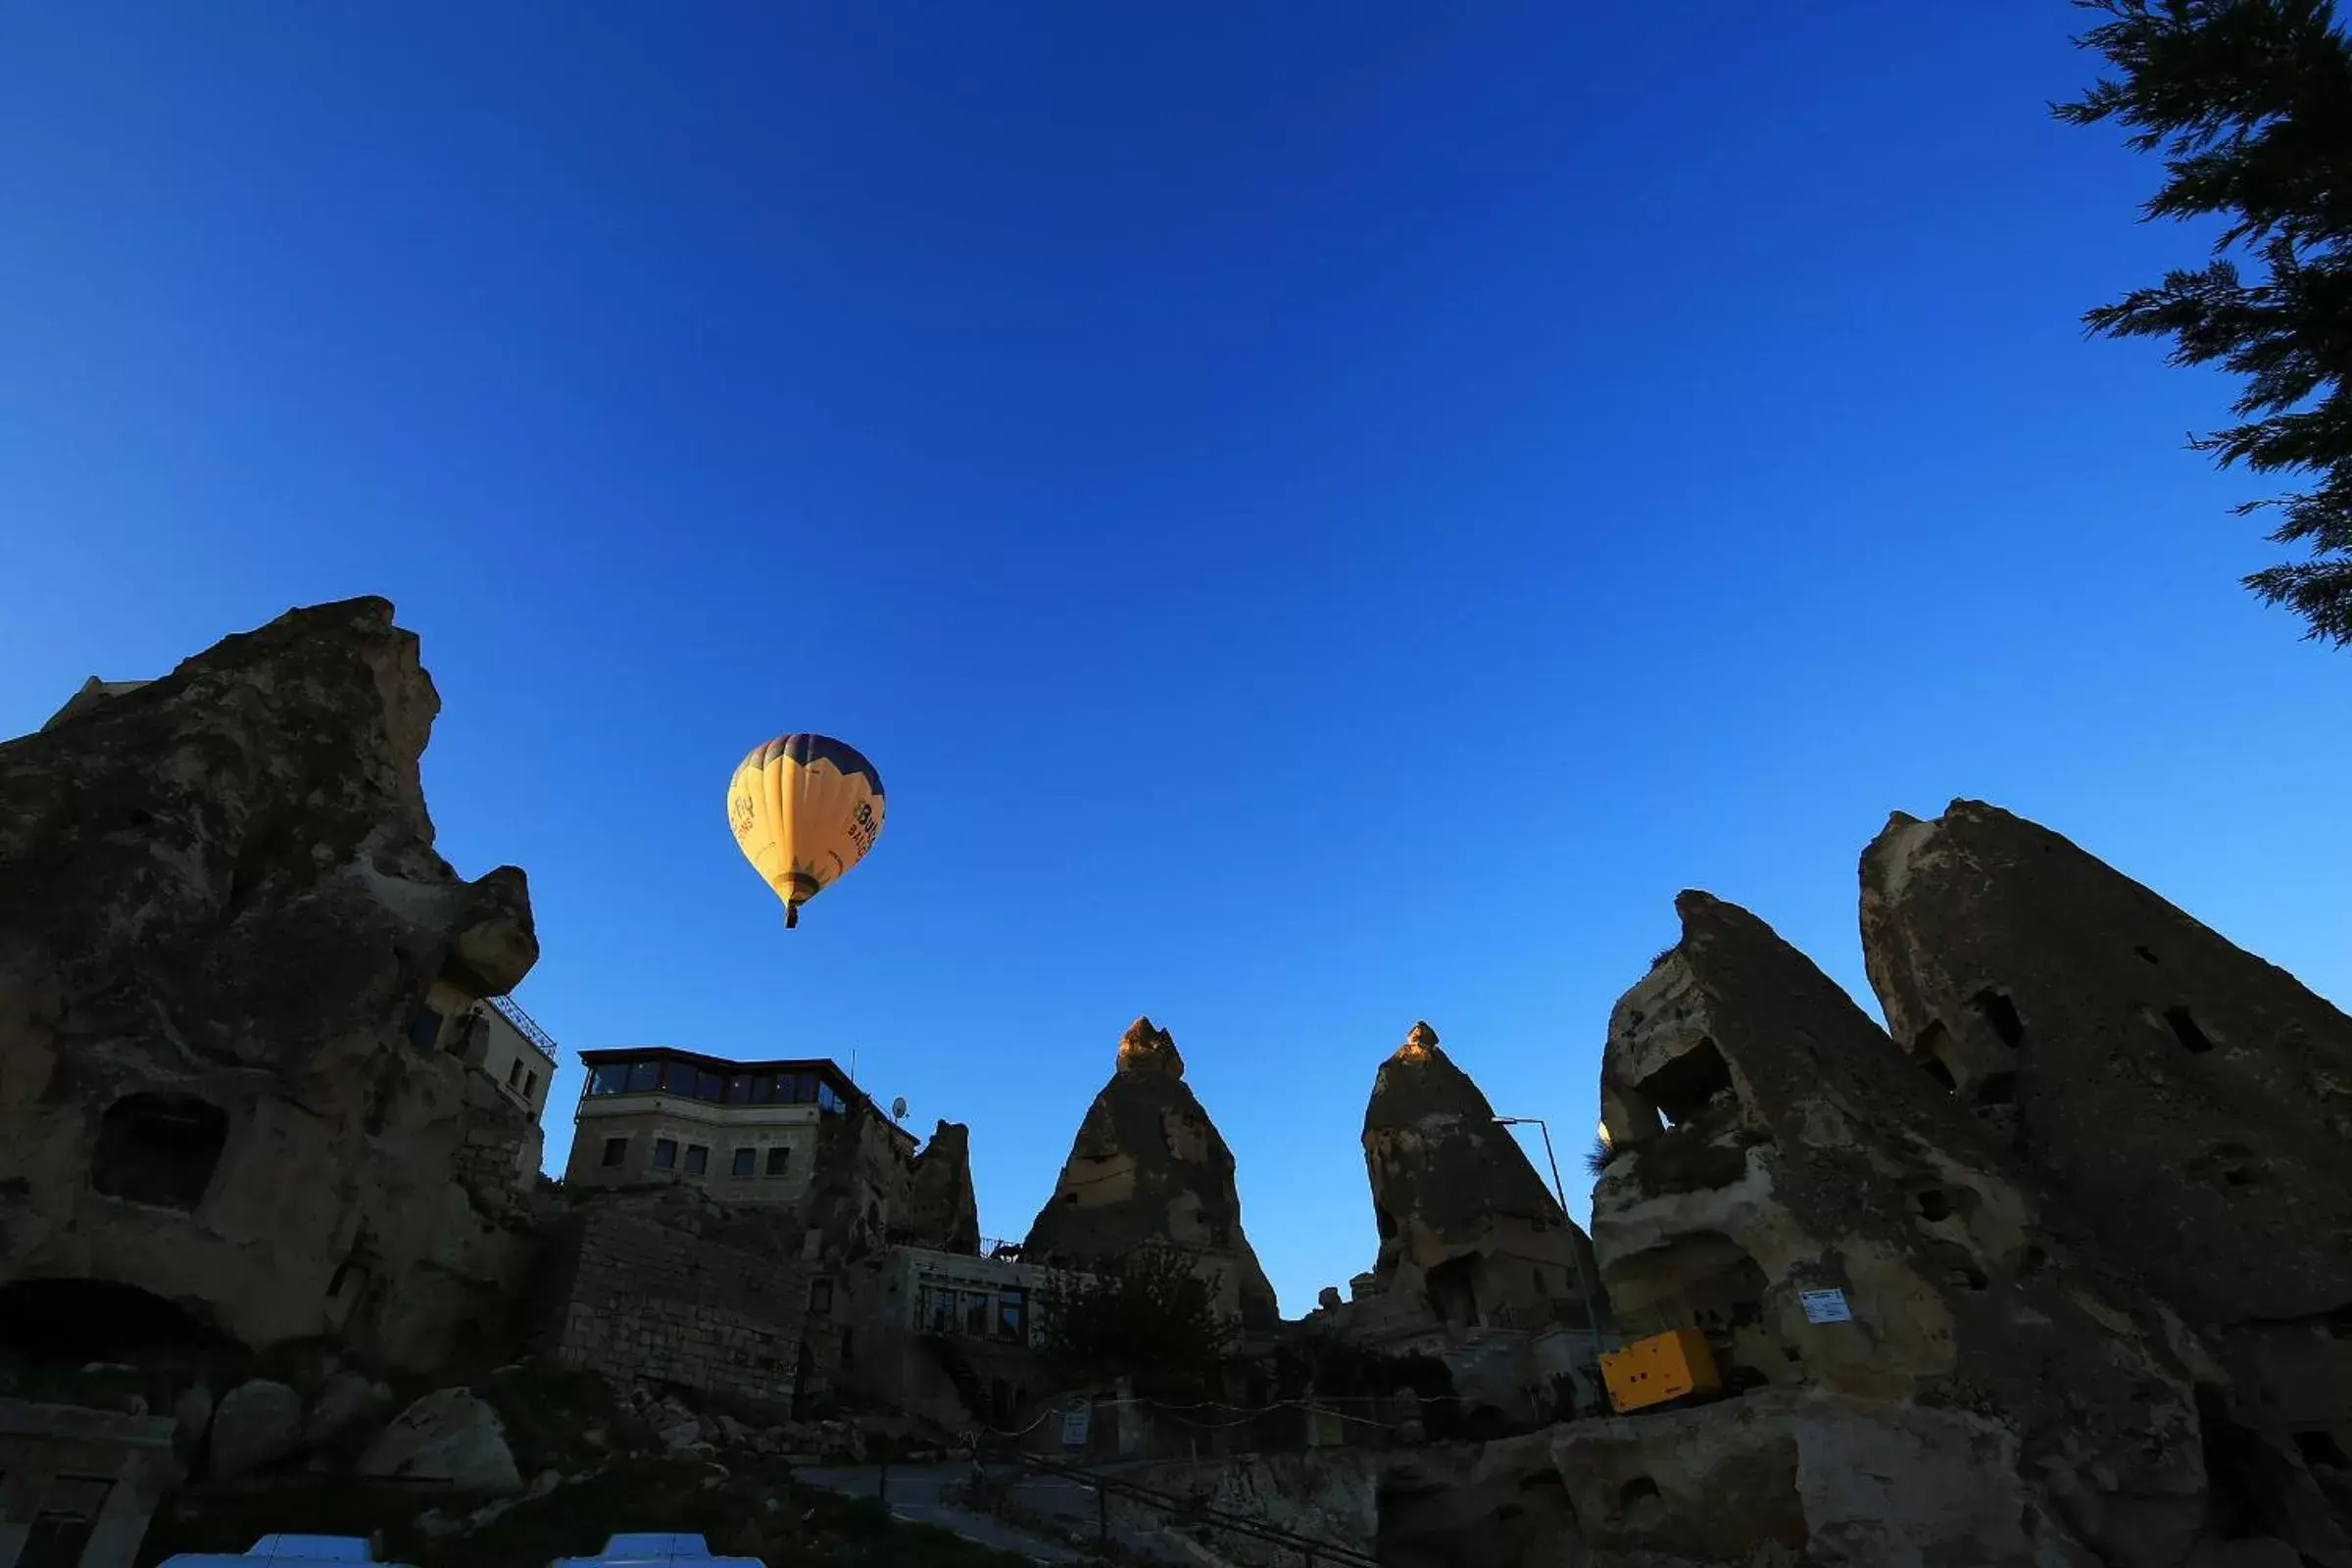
[1,1354,1048,1568]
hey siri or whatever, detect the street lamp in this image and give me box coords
[1494,1115,1615,1343]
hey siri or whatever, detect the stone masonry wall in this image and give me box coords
[541,1209,827,1411]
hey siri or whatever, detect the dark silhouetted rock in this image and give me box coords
[1361,1020,1603,1333]
[355,1387,522,1494]
[1592,890,2345,1568]
[208,1378,304,1478]
[1023,1017,1279,1328]
[900,1119,980,1255]
[0,598,543,1373]
[1860,799,2352,1326]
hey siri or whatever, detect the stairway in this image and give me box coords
[917,1332,993,1424]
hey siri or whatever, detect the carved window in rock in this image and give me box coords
[2165,1006,2217,1054]
[406,1005,443,1054]
[601,1137,629,1167]
[1637,1038,1737,1128]
[90,1093,229,1210]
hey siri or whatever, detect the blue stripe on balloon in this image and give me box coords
[747,733,885,798]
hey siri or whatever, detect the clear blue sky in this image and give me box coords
[5,4,2347,1317]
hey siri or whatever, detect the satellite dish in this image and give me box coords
[891,1096,907,1121]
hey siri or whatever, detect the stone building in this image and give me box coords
[0,1400,178,1568]
[835,1244,1066,1432]
[532,1205,831,1413]
[563,1049,913,1206]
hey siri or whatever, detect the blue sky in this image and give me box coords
[5,4,2346,1317]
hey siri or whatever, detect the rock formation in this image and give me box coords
[1587,888,2347,1567]
[1361,1020,1603,1333]
[1861,799,2352,1473]
[899,1119,980,1255]
[1023,1016,1279,1328]
[0,598,545,1375]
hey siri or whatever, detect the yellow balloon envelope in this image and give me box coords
[726,734,886,928]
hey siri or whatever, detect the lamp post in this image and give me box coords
[1494,1115,1614,1343]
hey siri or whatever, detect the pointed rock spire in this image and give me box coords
[1025,1015,1277,1327]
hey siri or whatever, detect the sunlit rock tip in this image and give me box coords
[1113,1013,1184,1076]
[1390,1020,1441,1063]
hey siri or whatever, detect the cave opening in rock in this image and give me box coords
[1375,1205,1398,1242]
[89,1093,228,1210]
[2135,946,2161,965]
[2196,1385,2306,1542]
[1425,1254,1482,1328]
[2165,1006,2217,1055]
[1636,1038,1736,1128]
[1975,1071,2018,1107]
[1969,990,2024,1050]
[1914,1189,1953,1223]
[0,1279,241,1370]
[1911,1022,1960,1094]
[2294,1430,2348,1469]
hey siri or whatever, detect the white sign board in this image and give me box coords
[1059,1405,1092,1448]
[1798,1288,1853,1324]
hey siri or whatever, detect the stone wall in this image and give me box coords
[538,1209,830,1413]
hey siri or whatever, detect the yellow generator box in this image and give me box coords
[1599,1328,1722,1414]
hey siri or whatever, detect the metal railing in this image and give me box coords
[488,993,560,1060]
[974,1446,1382,1568]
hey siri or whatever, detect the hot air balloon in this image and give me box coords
[726,734,886,929]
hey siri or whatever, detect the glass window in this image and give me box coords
[684,1145,709,1175]
[724,1075,753,1104]
[696,1070,723,1102]
[625,1061,661,1093]
[925,1287,957,1334]
[998,1288,1027,1344]
[765,1146,791,1176]
[653,1139,677,1170]
[817,1081,844,1113]
[601,1137,628,1168]
[731,1147,757,1177]
[655,1061,686,1093]
[959,1291,991,1338]
[587,1064,626,1096]
[808,1278,834,1315]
